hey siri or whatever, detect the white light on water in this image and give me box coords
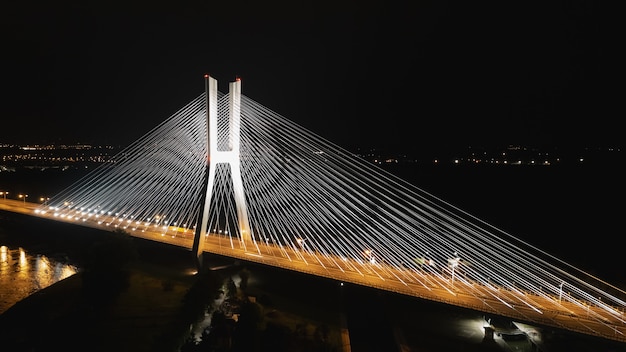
[0,245,78,315]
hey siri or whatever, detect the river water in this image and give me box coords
[0,244,77,314]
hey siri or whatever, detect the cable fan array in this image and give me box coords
[38,88,626,336]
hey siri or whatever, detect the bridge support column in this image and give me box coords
[483,326,495,340]
[228,78,252,244]
[192,74,218,270]
[192,75,252,270]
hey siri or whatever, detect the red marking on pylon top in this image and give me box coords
[204,74,209,78]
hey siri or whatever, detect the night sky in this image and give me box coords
[2,1,620,154]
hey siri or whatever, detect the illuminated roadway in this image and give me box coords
[2,199,625,344]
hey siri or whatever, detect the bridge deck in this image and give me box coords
[2,199,623,344]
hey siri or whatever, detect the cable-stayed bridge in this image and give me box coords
[23,75,625,343]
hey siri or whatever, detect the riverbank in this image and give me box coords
[0,211,200,351]
[0,260,197,351]
[0,209,205,351]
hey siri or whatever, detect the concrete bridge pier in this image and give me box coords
[483,326,495,340]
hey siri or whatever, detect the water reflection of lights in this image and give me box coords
[19,248,28,267]
[0,245,78,314]
[33,254,78,289]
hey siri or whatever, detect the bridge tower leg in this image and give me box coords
[192,74,218,270]
[228,78,252,244]
[192,75,252,270]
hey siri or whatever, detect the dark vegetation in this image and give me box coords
[179,263,340,352]
[80,229,138,306]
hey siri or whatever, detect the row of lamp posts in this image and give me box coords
[0,191,48,205]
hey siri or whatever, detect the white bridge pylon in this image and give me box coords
[193,75,251,265]
[31,74,626,343]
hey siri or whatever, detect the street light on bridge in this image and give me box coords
[18,194,28,205]
[0,191,7,200]
[296,237,307,249]
[448,252,461,285]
